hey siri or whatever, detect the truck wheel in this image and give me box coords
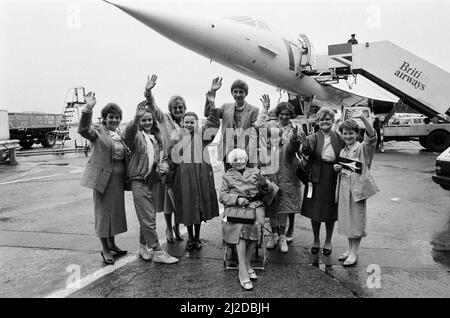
[42,132,56,148]
[426,130,450,152]
[419,136,428,149]
[19,141,34,149]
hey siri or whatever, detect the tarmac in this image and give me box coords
[1,139,450,298]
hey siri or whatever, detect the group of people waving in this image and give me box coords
[78,75,379,291]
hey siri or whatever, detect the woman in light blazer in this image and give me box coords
[78,92,128,265]
[334,110,379,266]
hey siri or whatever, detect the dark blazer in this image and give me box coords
[302,130,344,183]
[78,110,128,194]
[205,101,259,160]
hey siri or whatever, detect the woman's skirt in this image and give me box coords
[93,162,127,237]
[222,222,262,245]
[222,204,264,244]
[301,161,338,223]
[337,174,367,238]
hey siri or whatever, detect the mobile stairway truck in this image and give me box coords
[325,41,450,152]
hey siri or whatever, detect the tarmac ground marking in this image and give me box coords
[45,228,188,298]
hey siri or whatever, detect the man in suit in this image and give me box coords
[205,78,260,171]
[347,34,358,44]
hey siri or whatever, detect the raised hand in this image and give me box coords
[145,74,158,92]
[85,91,96,110]
[210,77,222,93]
[260,94,270,110]
[206,91,216,108]
[255,172,268,188]
[348,108,364,119]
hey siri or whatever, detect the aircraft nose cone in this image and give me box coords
[103,0,213,58]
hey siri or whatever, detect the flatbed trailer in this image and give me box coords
[8,112,69,149]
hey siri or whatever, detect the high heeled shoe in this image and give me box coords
[338,251,350,261]
[310,246,320,254]
[343,256,358,267]
[322,248,332,256]
[101,251,115,265]
[109,247,128,256]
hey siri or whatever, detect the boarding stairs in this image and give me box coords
[315,41,450,119]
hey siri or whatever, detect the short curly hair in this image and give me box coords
[316,107,335,121]
[227,148,248,164]
[339,118,360,134]
[275,102,295,119]
[230,79,249,95]
[101,103,122,125]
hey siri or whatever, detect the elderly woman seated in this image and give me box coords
[220,148,277,291]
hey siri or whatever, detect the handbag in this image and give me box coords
[224,206,256,224]
[295,153,310,185]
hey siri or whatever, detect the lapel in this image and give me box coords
[101,125,114,161]
[239,102,251,127]
[316,131,325,158]
[330,131,342,158]
[225,103,235,128]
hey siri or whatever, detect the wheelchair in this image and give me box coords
[222,220,271,270]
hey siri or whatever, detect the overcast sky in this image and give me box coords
[1,0,449,121]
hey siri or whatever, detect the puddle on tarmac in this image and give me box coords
[431,218,450,268]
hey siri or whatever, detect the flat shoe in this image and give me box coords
[194,239,203,250]
[343,257,358,267]
[240,279,253,291]
[322,248,332,256]
[248,269,257,281]
[338,252,349,261]
[100,251,115,265]
[186,239,194,251]
[310,247,320,254]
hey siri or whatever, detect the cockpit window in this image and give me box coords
[257,20,270,31]
[224,16,271,31]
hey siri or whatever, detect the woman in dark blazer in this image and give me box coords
[301,107,344,256]
[78,92,128,265]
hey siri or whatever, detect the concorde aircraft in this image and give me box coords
[102,0,376,113]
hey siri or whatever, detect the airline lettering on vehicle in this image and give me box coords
[394,61,427,90]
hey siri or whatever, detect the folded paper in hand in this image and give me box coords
[338,157,362,174]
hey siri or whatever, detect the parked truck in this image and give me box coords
[341,104,450,152]
[8,112,69,149]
